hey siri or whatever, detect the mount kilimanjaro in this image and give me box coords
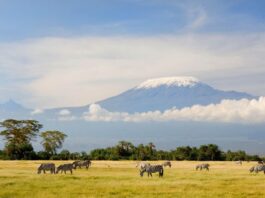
[97,77,254,113]
[0,77,256,119]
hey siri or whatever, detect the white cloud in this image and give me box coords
[82,97,265,124]
[0,34,265,108]
[57,109,77,121]
[58,109,71,116]
[30,108,44,115]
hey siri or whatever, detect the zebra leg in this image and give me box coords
[160,169,164,177]
[44,170,46,174]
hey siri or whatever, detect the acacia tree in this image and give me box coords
[40,131,67,155]
[0,119,42,159]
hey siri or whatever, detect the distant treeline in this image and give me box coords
[0,119,263,161]
[0,141,263,161]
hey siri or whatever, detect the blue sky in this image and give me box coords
[0,0,265,108]
[1,0,265,40]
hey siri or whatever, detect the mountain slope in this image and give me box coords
[0,99,31,119]
[98,77,255,112]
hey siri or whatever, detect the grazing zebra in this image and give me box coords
[140,164,164,177]
[235,160,242,165]
[37,163,56,174]
[72,160,91,169]
[162,161,171,168]
[56,163,74,174]
[196,163,210,171]
[136,162,150,170]
[249,164,265,174]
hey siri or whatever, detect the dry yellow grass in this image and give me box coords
[0,160,264,198]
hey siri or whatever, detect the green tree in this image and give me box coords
[174,146,192,160]
[115,141,135,158]
[197,144,222,161]
[59,149,71,160]
[0,119,42,159]
[40,131,67,155]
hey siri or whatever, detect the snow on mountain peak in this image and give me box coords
[135,77,199,89]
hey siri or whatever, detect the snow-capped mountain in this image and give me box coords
[0,77,256,118]
[98,77,255,112]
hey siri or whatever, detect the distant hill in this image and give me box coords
[97,77,255,112]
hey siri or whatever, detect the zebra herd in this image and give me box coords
[37,160,265,177]
[137,160,265,177]
[37,160,91,174]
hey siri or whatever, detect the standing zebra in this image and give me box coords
[162,161,171,168]
[56,163,74,174]
[37,163,56,174]
[72,160,91,169]
[249,164,265,174]
[140,164,164,177]
[196,163,210,171]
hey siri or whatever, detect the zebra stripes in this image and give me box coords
[249,164,265,174]
[72,160,91,169]
[37,163,56,174]
[37,161,92,174]
[196,163,210,171]
[56,163,74,174]
[140,164,164,177]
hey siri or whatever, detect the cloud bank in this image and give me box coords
[1,33,265,108]
[82,97,265,124]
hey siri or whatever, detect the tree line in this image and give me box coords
[0,119,263,161]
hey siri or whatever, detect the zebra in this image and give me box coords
[196,163,210,171]
[235,160,242,165]
[56,163,74,174]
[37,163,56,174]
[249,164,265,174]
[140,164,164,177]
[136,162,150,170]
[162,161,171,168]
[72,160,91,169]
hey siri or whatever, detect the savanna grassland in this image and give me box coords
[0,161,264,198]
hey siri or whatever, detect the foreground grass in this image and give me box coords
[0,161,264,198]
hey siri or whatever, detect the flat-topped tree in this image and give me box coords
[40,131,67,155]
[0,119,42,159]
